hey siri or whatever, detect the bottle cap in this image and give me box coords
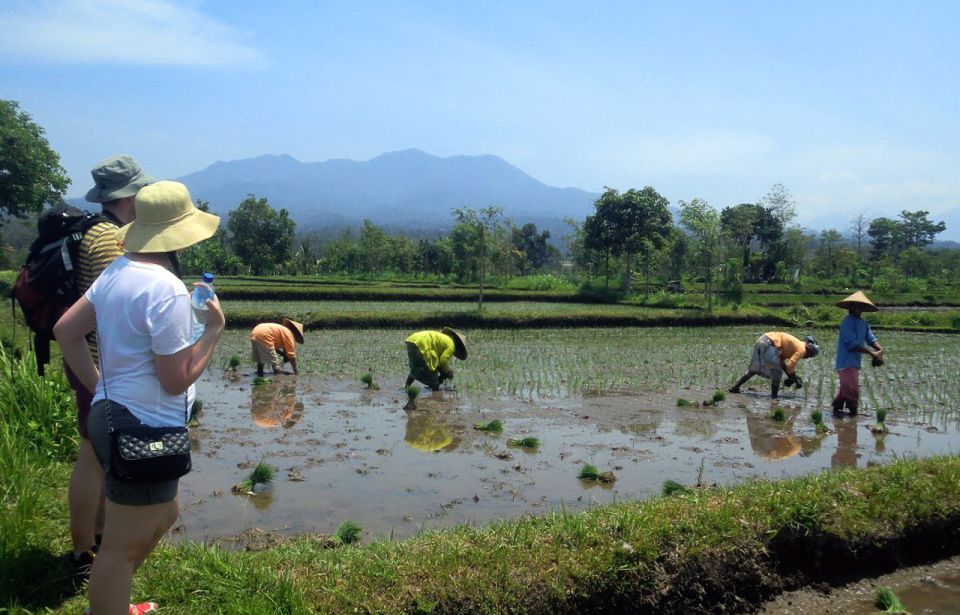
[202,272,214,284]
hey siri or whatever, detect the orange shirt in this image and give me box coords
[250,323,297,358]
[764,331,806,375]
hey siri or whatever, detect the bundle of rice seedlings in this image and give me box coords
[874,586,908,614]
[712,390,726,403]
[473,419,503,433]
[333,520,363,545]
[403,385,419,410]
[578,464,600,481]
[361,373,379,390]
[871,408,890,434]
[232,461,275,494]
[676,398,694,407]
[228,354,241,371]
[507,436,540,448]
[770,408,786,422]
[662,479,692,496]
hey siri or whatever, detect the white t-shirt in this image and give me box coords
[86,255,195,427]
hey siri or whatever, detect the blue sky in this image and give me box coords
[1,0,957,234]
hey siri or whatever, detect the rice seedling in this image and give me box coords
[228,354,241,371]
[811,410,828,434]
[676,397,694,407]
[333,520,363,545]
[361,372,379,390]
[253,376,269,386]
[770,408,786,422]
[662,479,692,496]
[578,464,615,482]
[578,464,600,481]
[874,586,908,614]
[474,419,503,434]
[403,385,419,410]
[232,461,275,494]
[507,436,540,449]
[712,390,726,403]
[871,408,889,434]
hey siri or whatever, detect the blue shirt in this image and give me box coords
[835,314,878,370]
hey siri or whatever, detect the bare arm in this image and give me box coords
[53,297,99,393]
[154,295,225,395]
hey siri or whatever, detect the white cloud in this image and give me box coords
[0,0,263,67]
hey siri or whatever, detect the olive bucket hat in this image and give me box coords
[85,154,155,203]
[116,181,220,253]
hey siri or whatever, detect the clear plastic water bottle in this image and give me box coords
[191,272,215,342]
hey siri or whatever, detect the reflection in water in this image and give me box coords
[831,413,859,468]
[746,404,823,462]
[250,378,304,429]
[404,411,460,452]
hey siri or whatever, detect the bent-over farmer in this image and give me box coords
[833,291,883,415]
[250,317,305,376]
[729,331,820,398]
[404,327,467,391]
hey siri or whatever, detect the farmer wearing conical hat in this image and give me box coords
[729,331,820,398]
[833,291,883,415]
[250,317,305,376]
[404,327,467,391]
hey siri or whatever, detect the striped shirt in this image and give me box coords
[77,219,123,360]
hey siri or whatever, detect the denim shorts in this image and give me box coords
[87,400,180,506]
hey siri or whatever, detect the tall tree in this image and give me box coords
[511,222,552,274]
[849,212,870,263]
[590,187,673,290]
[679,198,723,313]
[761,183,797,230]
[867,217,901,261]
[720,203,760,271]
[0,100,70,226]
[452,206,503,308]
[226,194,296,275]
[898,210,946,248]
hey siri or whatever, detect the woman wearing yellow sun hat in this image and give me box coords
[54,180,222,615]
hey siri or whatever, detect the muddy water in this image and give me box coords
[761,555,960,614]
[175,371,960,543]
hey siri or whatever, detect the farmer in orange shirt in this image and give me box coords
[250,317,305,376]
[728,331,819,398]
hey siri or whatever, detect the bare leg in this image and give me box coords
[729,370,756,393]
[69,438,104,555]
[88,497,179,615]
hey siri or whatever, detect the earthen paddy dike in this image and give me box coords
[175,371,960,545]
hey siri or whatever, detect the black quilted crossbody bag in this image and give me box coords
[99,339,192,482]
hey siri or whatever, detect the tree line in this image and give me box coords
[2,98,956,295]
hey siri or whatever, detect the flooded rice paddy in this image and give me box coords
[177,327,960,544]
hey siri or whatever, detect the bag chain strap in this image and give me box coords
[96,322,189,435]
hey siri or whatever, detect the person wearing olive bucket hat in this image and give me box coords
[833,291,884,415]
[404,327,467,391]
[54,180,222,615]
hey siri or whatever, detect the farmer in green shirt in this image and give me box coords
[404,327,468,391]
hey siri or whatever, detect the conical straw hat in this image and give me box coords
[837,291,878,312]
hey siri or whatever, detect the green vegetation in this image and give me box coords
[333,520,363,546]
[228,354,241,370]
[403,385,419,411]
[874,586,909,614]
[578,464,615,483]
[253,376,270,386]
[473,419,503,434]
[360,372,377,389]
[232,461,275,494]
[662,479,692,496]
[770,408,787,422]
[872,409,890,434]
[712,390,726,403]
[811,410,828,434]
[507,437,540,449]
[676,397,694,407]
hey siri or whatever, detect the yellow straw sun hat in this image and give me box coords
[117,180,220,253]
[281,318,305,344]
[441,326,467,360]
[837,290,878,312]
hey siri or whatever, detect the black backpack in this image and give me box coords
[10,201,118,375]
